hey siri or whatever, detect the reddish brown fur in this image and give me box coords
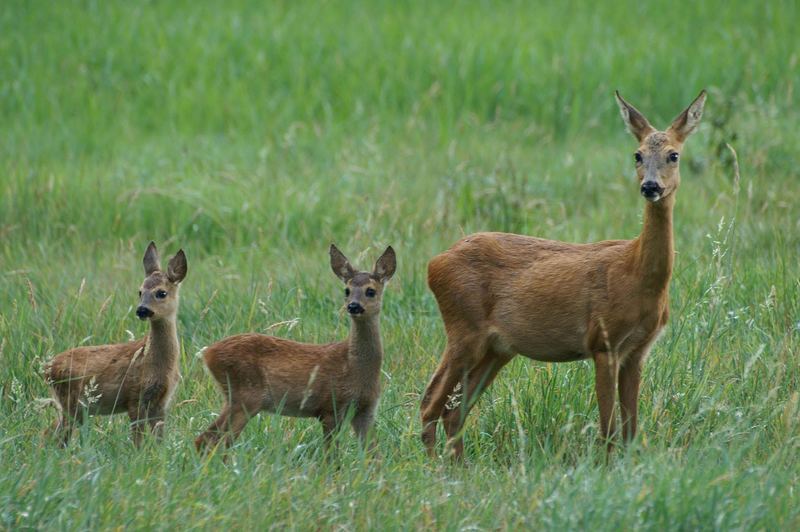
[44,242,187,447]
[195,245,396,453]
[420,91,706,459]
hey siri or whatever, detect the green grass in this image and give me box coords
[2,0,799,529]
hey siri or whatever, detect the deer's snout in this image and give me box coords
[136,305,154,319]
[640,181,664,201]
[347,302,365,315]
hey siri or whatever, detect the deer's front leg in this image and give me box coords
[619,348,646,443]
[147,408,166,441]
[593,351,620,452]
[351,405,377,453]
[320,413,343,454]
[128,406,147,448]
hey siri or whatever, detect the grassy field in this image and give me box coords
[2,0,799,529]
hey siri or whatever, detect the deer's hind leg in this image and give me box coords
[195,393,261,453]
[221,395,261,447]
[442,350,512,459]
[49,379,85,447]
[420,332,487,456]
[195,402,232,452]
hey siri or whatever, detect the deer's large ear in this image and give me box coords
[373,246,396,283]
[167,249,188,284]
[668,90,706,143]
[615,91,656,142]
[330,244,356,282]
[143,241,161,275]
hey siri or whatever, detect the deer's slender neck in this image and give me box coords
[144,316,180,367]
[634,193,675,291]
[347,316,383,369]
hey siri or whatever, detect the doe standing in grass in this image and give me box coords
[195,244,396,453]
[420,91,706,459]
[44,242,187,447]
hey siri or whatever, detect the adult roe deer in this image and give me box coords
[420,91,707,458]
[44,242,187,446]
[195,244,396,453]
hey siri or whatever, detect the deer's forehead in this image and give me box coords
[642,132,673,153]
[142,273,168,289]
[348,273,379,288]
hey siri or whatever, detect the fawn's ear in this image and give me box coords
[668,90,706,143]
[615,91,656,142]
[143,241,161,275]
[373,246,396,283]
[330,244,356,282]
[167,249,188,284]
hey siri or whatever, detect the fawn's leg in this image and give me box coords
[52,383,84,447]
[351,406,378,453]
[147,408,166,441]
[195,403,232,452]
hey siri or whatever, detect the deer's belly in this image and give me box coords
[261,388,317,418]
[260,387,359,419]
[493,323,590,362]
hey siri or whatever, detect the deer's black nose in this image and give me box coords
[347,302,365,315]
[640,181,664,199]
[136,306,154,319]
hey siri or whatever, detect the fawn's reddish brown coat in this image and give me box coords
[195,245,396,452]
[44,242,187,446]
[420,91,706,458]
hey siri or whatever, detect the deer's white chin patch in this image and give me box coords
[642,192,661,203]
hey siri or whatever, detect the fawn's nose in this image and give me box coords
[347,302,365,315]
[640,181,664,200]
[136,306,154,319]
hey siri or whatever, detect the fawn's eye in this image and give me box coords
[138,290,142,297]
[155,290,168,299]
[634,152,643,164]
[668,152,679,163]
[344,288,350,297]
[365,288,376,298]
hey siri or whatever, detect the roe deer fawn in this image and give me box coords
[195,244,396,453]
[44,242,187,447]
[420,91,706,458]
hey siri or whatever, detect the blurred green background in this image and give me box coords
[1,0,798,529]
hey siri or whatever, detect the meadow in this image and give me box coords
[1,0,799,529]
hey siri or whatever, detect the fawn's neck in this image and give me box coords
[347,316,383,373]
[634,193,675,292]
[143,316,180,368]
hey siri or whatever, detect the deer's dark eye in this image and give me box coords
[155,290,168,299]
[138,290,142,297]
[344,288,350,297]
[634,152,643,164]
[365,288,376,298]
[668,152,679,163]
